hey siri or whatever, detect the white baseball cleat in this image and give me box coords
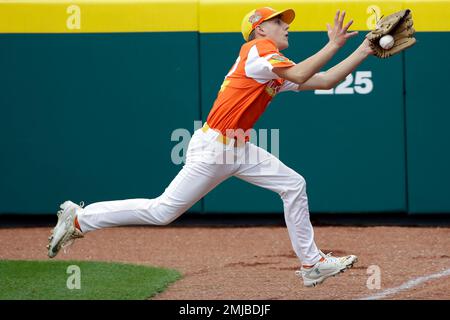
[296,251,358,287]
[47,200,84,258]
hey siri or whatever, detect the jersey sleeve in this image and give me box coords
[244,39,295,83]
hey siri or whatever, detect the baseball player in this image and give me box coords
[48,7,375,287]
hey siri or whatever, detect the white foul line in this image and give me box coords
[358,268,450,300]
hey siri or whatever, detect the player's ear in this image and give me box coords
[255,25,266,37]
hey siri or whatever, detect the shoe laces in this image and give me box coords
[295,251,336,276]
[319,251,344,266]
[319,251,334,259]
[61,228,84,253]
[56,201,85,218]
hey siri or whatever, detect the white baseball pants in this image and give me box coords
[77,126,321,265]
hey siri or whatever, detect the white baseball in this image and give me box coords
[379,35,395,49]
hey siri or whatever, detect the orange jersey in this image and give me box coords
[206,38,299,138]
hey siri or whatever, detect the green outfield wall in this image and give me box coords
[1,1,449,214]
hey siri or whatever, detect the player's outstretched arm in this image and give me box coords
[273,10,357,85]
[318,39,373,88]
[297,39,374,91]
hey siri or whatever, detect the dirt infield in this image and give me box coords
[1,225,449,299]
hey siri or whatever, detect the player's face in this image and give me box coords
[259,17,290,50]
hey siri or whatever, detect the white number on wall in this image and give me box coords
[354,71,373,94]
[335,73,354,94]
[315,71,373,95]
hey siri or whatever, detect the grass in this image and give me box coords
[0,260,181,300]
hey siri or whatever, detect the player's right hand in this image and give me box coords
[327,10,358,48]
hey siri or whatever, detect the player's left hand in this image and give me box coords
[327,10,359,48]
[359,38,375,56]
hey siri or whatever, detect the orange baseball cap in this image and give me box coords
[241,7,295,41]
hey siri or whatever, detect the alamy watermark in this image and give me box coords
[66,265,81,290]
[170,121,280,167]
[366,265,381,290]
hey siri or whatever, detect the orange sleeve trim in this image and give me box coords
[269,60,295,68]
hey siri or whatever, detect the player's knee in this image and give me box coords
[152,206,184,226]
[150,215,173,226]
[289,173,307,196]
[153,211,179,225]
[156,218,172,226]
[291,173,306,189]
[279,172,306,199]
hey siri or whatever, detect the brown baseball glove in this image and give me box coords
[366,9,416,58]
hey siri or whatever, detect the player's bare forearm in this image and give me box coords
[322,40,373,88]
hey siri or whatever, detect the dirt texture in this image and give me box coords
[1,226,449,300]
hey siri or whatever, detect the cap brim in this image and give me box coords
[265,8,295,25]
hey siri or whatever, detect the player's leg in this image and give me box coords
[48,160,235,258]
[47,127,237,257]
[233,143,321,266]
[76,127,237,232]
[234,143,357,286]
[77,161,233,232]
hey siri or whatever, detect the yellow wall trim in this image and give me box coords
[1,0,449,33]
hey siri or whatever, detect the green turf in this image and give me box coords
[0,260,181,300]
